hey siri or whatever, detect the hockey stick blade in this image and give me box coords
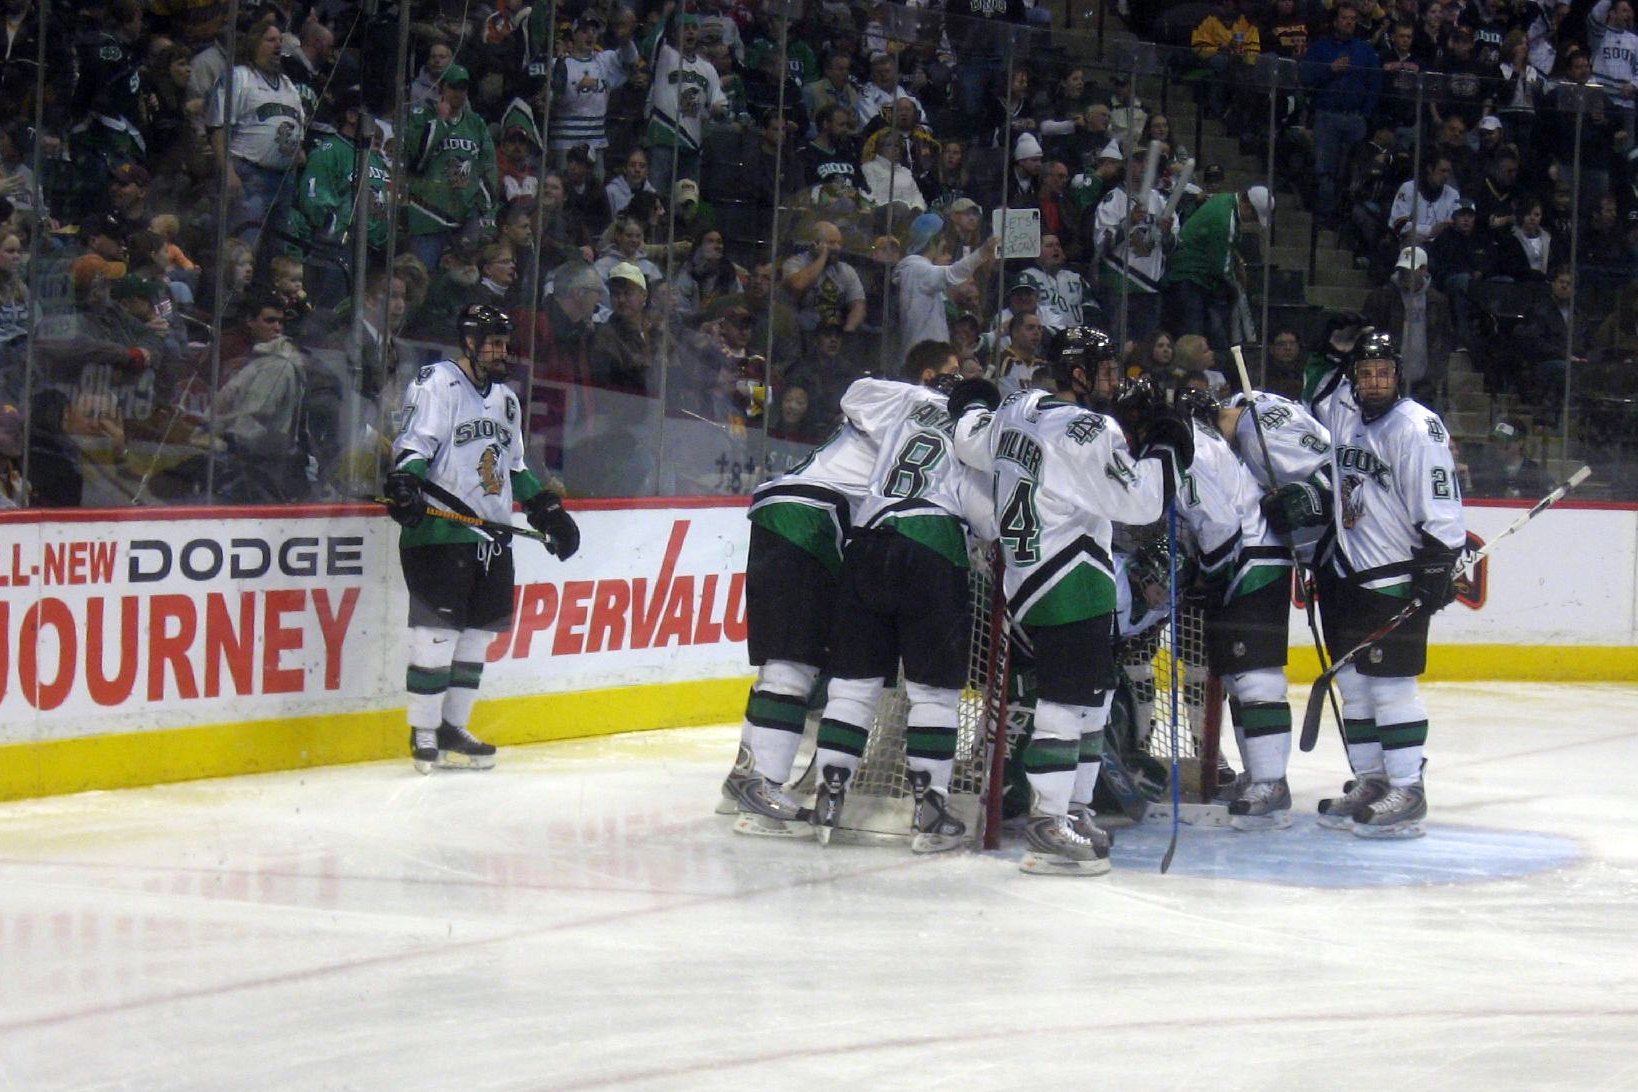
[1298,464,1592,752]
[360,495,558,549]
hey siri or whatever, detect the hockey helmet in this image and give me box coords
[457,302,514,381]
[1173,382,1222,428]
[1109,373,1171,435]
[1052,325,1120,406]
[1348,326,1402,420]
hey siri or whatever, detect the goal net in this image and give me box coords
[824,541,1223,849]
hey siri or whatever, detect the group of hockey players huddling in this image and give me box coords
[716,304,1467,877]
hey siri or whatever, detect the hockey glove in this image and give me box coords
[1409,548,1460,614]
[525,491,580,560]
[945,376,1002,420]
[383,470,424,528]
[1137,411,1195,471]
[1260,481,1331,535]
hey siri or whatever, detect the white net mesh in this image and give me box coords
[1117,603,1220,803]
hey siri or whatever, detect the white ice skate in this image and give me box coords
[716,744,755,815]
[1228,777,1293,831]
[730,775,815,839]
[1315,775,1389,831]
[1352,782,1427,840]
[1020,813,1111,876]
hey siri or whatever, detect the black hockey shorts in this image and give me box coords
[1021,612,1119,706]
[825,529,970,690]
[1205,572,1293,677]
[402,541,515,632]
[745,523,839,669]
[1317,572,1432,678]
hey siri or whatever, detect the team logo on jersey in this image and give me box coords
[478,442,504,496]
[447,158,473,186]
[1340,474,1365,529]
[417,365,436,384]
[1066,414,1106,445]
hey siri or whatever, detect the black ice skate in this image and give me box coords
[811,765,850,845]
[434,723,496,770]
[908,769,966,854]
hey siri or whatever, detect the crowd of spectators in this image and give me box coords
[0,0,1634,509]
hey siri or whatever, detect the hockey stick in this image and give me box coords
[360,495,558,548]
[1160,502,1183,874]
[1227,346,1345,748]
[1298,464,1593,749]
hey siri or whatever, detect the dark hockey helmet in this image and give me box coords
[1052,325,1120,407]
[1109,373,1170,435]
[1173,382,1222,428]
[457,303,514,381]
[1348,326,1402,420]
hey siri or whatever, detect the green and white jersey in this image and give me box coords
[1228,390,1332,492]
[1094,184,1168,293]
[392,359,536,548]
[1179,421,1288,605]
[955,389,1171,626]
[287,133,391,250]
[1309,371,1466,590]
[404,104,496,234]
[205,63,307,170]
[749,378,945,574]
[645,43,725,152]
[551,44,639,150]
[856,398,994,570]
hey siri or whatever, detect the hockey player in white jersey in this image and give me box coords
[808,342,994,854]
[720,342,963,837]
[949,327,1194,874]
[1148,381,1309,829]
[386,304,581,773]
[1304,328,1466,837]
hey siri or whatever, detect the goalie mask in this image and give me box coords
[1349,327,1402,422]
[457,302,515,384]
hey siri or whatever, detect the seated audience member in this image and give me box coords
[1466,418,1552,498]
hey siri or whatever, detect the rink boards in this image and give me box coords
[0,498,1634,800]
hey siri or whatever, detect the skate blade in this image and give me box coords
[434,752,496,771]
[714,791,740,816]
[814,824,835,846]
[1019,852,1112,876]
[733,813,816,839]
[1229,810,1294,832]
[412,757,437,775]
[910,832,966,854]
[1353,819,1426,840]
[1315,813,1355,831]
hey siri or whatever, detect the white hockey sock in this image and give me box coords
[407,625,460,730]
[1029,700,1088,816]
[906,756,954,796]
[440,629,493,729]
[1372,676,1429,787]
[1069,692,1114,805]
[742,662,819,783]
[1335,665,1385,775]
[1226,671,1292,782]
[904,681,961,796]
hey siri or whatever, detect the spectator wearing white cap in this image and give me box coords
[589,261,652,393]
[1364,246,1454,405]
[1162,184,1271,349]
[893,212,999,361]
[1010,132,1043,201]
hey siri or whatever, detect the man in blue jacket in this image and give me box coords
[1301,3,1382,224]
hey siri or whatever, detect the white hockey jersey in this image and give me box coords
[551,43,639,150]
[1228,391,1333,492]
[856,398,995,568]
[954,390,1173,626]
[1179,422,1289,604]
[1308,371,1466,588]
[1094,185,1169,292]
[393,359,530,545]
[748,379,945,572]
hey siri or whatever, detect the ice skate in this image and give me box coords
[716,744,755,815]
[810,765,850,845]
[1020,813,1111,876]
[1212,758,1242,801]
[434,723,496,770]
[1067,803,1115,852]
[1228,777,1293,831]
[908,770,966,854]
[411,728,439,775]
[730,775,815,838]
[1352,781,1427,839]
[1316,774,1389,831]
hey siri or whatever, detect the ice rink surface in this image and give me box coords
[2,682,1636,1091]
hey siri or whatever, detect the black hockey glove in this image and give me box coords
[945,377,1002,420]
[1260,481,1331,535]
[1137,411,1195,471]
[1410,548,1460,614]
[525,491,580,560]
[383,470,424,528]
